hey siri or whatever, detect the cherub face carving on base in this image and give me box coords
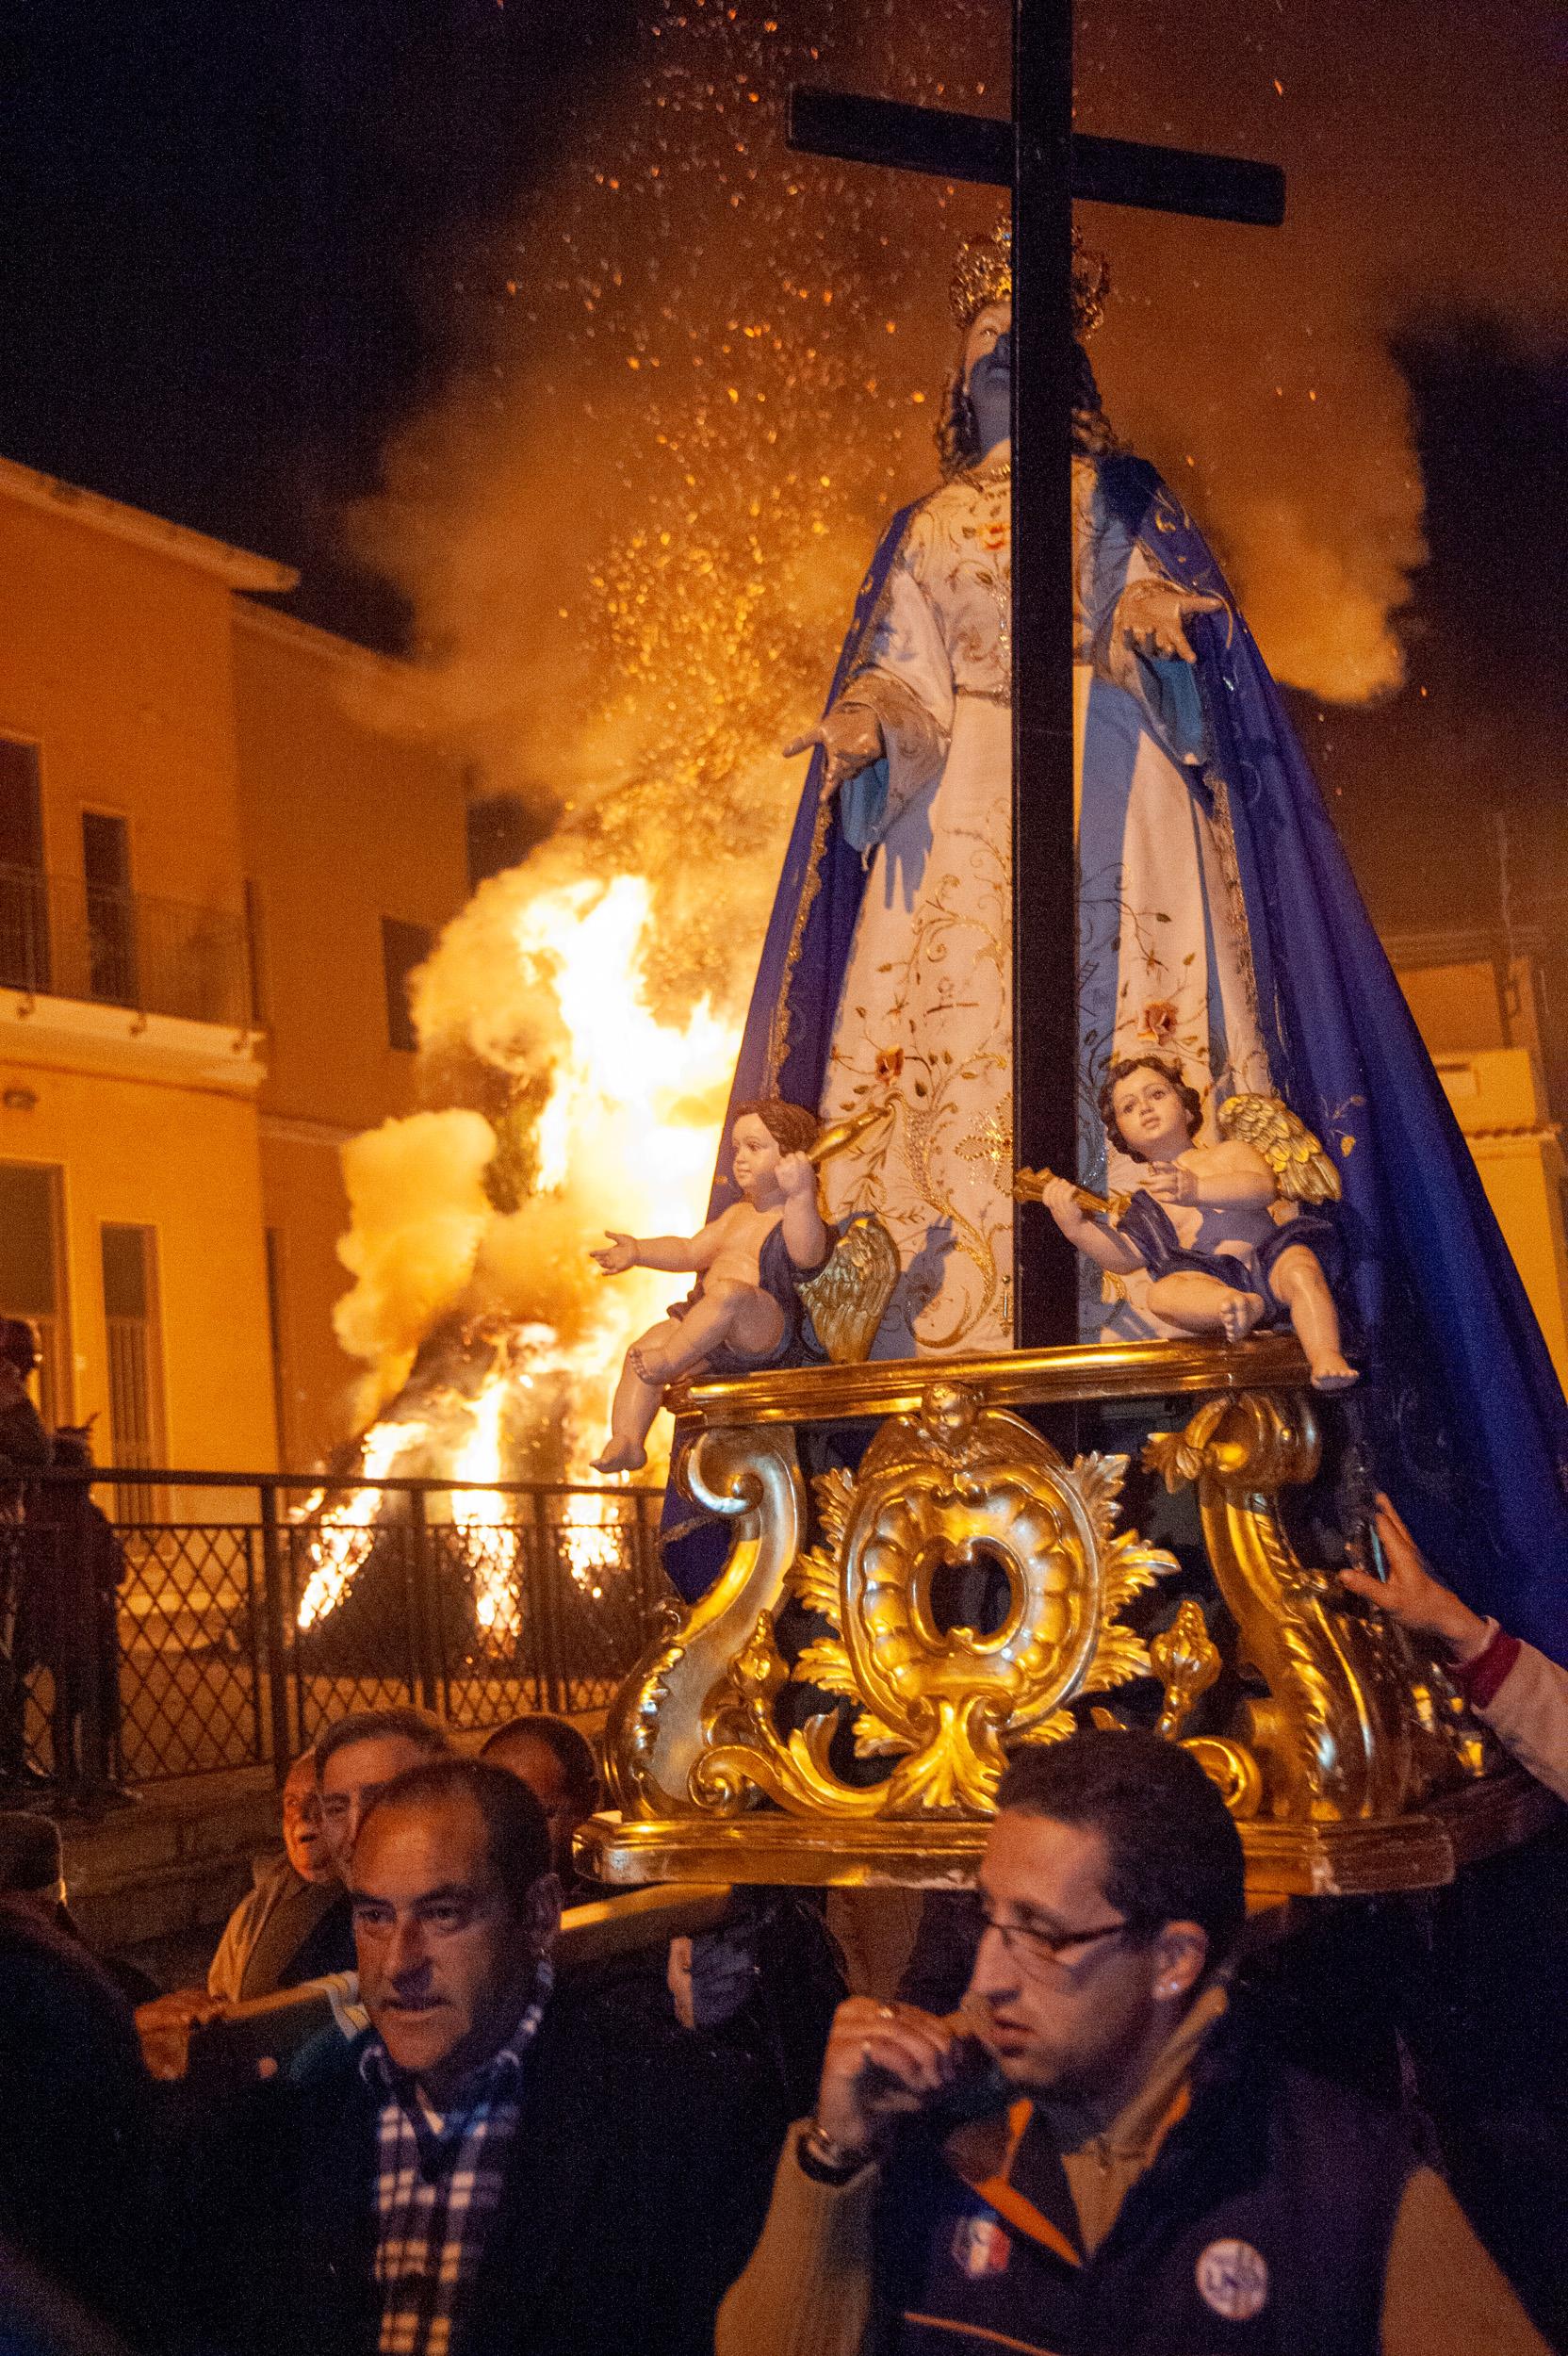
[1033,1055,1358,1394]
[590,1099,828,1477]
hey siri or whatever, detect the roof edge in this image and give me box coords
[0,454,298,592]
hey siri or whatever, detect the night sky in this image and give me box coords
[3,2,1564,995]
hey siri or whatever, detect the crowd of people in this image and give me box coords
[0,1502,1561,2352]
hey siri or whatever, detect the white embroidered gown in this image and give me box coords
[817,457,1272,1357]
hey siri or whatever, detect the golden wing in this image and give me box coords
[797,1214,901,1366]
[1217,1094,1341,1203]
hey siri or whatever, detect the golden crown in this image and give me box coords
[948,219,1110,337]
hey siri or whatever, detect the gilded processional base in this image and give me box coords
[579,1335,1551,1899]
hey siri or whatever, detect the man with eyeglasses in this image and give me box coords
[719,1727,1546,2355]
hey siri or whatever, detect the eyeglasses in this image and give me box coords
[976,1906,1149,1976]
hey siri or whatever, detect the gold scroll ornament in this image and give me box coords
[587,1342,1519,1898]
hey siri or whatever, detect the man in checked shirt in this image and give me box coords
[203,1756,777,2356]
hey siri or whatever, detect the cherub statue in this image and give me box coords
[1027,1054,1358,1391]
[591,1099,830,1473]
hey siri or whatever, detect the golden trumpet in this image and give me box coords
[1013,1165,1129,1220]
[808,1096,895,1167]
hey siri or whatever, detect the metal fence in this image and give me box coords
[5,1470,668,1789]
[0,862,253,1027]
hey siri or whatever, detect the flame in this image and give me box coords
[448,1375,519,1637]
[559,1491,629,1604]
[332,864,742,1483]
[296,1418,431,1629]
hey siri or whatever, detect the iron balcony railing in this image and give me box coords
[4,1467,667,1789]
[0,862,253,1028]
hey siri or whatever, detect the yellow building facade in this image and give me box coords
[0,457,467,1486]
[234,603,468,1467]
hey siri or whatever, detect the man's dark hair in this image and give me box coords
[480,1713,600,1810]
[315,1706,449,1783]
[357,1758,553,1914]
[996,1729,1246,1966]
[0,1811,62,1894]
[0,1319,38,1377]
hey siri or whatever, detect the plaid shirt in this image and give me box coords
[361,1966,552,2356]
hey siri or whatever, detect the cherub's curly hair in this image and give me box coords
[1098,1055,1203,1163]
[936,340,1120,479]
[733,1097,821,1157]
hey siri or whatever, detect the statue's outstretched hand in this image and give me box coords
[1143,1160,1198,1206]
[776,1151,817,1201]
[1038,1173,1092,1237]
[1338,1492,1492,1662]
[593,1232,639,1277]
[783,697,885,797]
[1114,577,1226,666]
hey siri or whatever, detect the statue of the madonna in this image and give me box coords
[781,223,1267,1355]
[685,218,1568,1656]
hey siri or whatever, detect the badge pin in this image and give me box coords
[952,2212,1012,2279]
[1195,2237,1269,2322]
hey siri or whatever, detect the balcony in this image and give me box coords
[0,861,262,1091]
[0,860,253,1025]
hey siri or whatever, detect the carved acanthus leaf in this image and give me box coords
[1012,1708,1076,1747]
[792,1636,860,1697]
[1102,1527,1181,1619]
[812,1464,858,1558]
[1081,1624,1152,1693]
[789,1546,841,1626]
[1070,1451,1130,1551]
[852,1707,910,1759]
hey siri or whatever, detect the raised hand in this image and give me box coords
[1114,576,1226,666]
[783,697,885,798]
[1143,1160,1197,1206]
[592,1232,640,1277]
[776,1150,817,1201]
[1038,1173,1093,1236]
[811,1996,965,2159]
[1339,1492,1492,1662]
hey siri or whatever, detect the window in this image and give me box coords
[381,917,433,1054]
[0,738,47,994]
[0,1161,69,1428]
[100,1223,166,1518]
[81,809,137,1006]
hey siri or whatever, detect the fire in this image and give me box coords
[302,869,740,1628]
[559,1491,628,1603]
[330,864,741,1481]
[501,871,741,1464]
[295,1417,431,1629]
[448,1373,518,1637]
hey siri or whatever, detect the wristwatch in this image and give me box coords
[798,2119,874,2184]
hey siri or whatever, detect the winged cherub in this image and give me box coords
[591,1099,830,1474]
[1034,1055,1357,1391]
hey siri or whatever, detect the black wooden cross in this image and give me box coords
[789,8,1283,1353]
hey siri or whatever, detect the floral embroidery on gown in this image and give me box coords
[816,456,1272,1356]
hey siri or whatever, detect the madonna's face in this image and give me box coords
[962,300,1013,457]
[962,298,1013,391]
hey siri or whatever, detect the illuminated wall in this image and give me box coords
[232,603,468,1467]
[0,462,286,1479]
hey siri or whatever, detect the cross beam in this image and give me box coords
[788,89,1285,226]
